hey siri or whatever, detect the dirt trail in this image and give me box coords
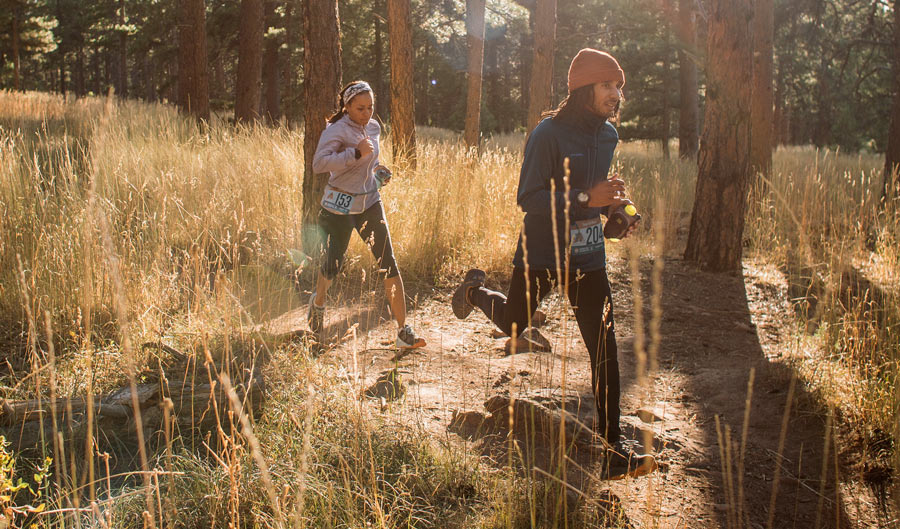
[267,256,895,528]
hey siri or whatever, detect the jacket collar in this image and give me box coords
[340,113,368,131]
[556,109,607,134]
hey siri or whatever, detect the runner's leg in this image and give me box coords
[315,208,354,305]
[356,202,406,326]
[568,268,622,444]
[469,269,554,337]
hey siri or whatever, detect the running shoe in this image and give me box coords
[603,439,658,480]
[451,269,486,319]
[396,324,426,349]
[307,291,325,336]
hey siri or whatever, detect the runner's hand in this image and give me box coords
[620,217,640,239]
[375,164,392,185]
[357,132,374,158]
[586,176,627,208]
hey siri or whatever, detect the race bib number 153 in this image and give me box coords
[322,189,358,215]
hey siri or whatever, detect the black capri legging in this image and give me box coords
[317,201,400,279]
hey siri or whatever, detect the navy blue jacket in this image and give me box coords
[512,112,618,272]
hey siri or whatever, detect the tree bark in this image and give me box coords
[301,0,342,255]
[117,0,128,98]
[884,0,900,203]
[773,63,784,146]
[12,10,20,91]
[662,3,672,160]
[526,0,555,130]
[144,54,155,102]
[684,0,753,273]
[486,31,501,130]
[520,10,533,128]
[177,0,210,121]
[750,0,774,179]
[261,1,282,123]
[373,0,384,104]
[464,0,486,149]
[677,0,699,160]
[280,1,296,124]
[75,43,86,97]
[235,0,265,123]
[387,0,417,168]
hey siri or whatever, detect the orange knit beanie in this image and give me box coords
[567,48,625,92]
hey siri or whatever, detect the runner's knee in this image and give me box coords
[321,257,343,279]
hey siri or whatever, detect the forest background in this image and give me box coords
[1,0,900,527]
[3,0,897,153]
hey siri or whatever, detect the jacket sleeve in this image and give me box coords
[517,124,581,215]
[312,124,357,173]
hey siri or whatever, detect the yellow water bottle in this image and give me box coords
[603,204,641,242]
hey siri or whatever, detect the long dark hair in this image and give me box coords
[327,80,373,124]
[540,84,622,124]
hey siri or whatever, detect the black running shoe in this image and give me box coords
[603,440,658,480]
[452,269,486,319]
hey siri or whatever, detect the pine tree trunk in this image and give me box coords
[520,11,533,129]
[177,0,193,111]
[420,38,429,124]
[117,0,128,98]
[684,0,752,273]
[235,0,265,123]
[811,3,830,147]
[91,50,101,95]
[486,34,501,130]
[75,44,86,97]
[373,0,384,103]
[12,12,20,91]
[178,0,210,121]
[750,0,774,179]
[301,0,342,256]
[677,0,699,160]
[527,0,555,130]
[774,66,784,146]
[464,0,486,149]
[883,0,900,203]
[144,54,155,102]
[387,0,417,168]
[661,4,672,160]
[261,1,282,123]
[280,1,296,124]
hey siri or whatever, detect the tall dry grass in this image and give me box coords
[0,90,897,527]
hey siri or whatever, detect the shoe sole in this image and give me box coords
[396,338,426,350]
[452,269,486,320]
[604,457,659,480]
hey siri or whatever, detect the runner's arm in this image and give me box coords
[312,126,357,173]
[517,126,581,215]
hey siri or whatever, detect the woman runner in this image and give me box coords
[309,80,426,350]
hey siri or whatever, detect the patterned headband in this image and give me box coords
[343,82,372,106]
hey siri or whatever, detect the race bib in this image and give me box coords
[570,217,604,256]
[321,186,363,215]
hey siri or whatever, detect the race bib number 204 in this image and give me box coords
[570,217,604,256]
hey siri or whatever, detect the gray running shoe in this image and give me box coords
[307,291,325,336]
[452,269,486,319]
[603,439,658,480]
[396,324,426,349]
